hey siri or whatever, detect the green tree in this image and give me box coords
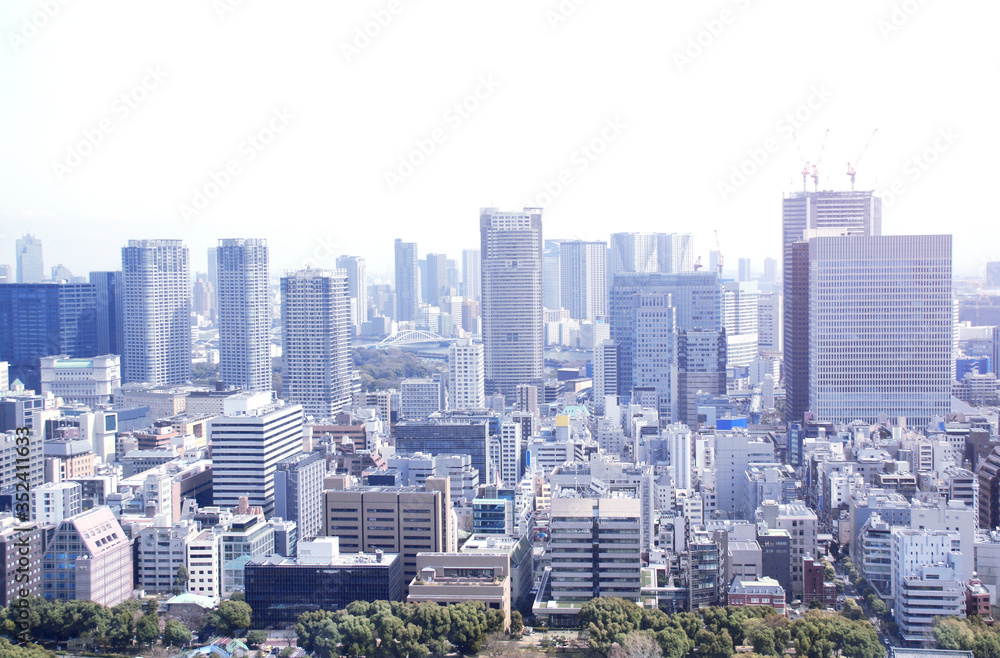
[448,601,489,654]
[840,599,863,621]
[695,628,734,658]
[579,597,645,653]
[510,609,524,636]
[823,563,836,581]
[0,638,56,658]
[247,630,269,647]
[163,619,193,647]
[610,631,663,658]
[175,565,190,594]
[213,600,253,636]
[866,595,886,618]
[135,613,160,647]
[933,618,975,651]
[745,620,777,656]
[809,598,824,610]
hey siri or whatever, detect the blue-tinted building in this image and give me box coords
[0,283,98,391]
[88,271,124,367]
[394,417,491,478]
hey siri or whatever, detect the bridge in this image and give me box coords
[376,330,455,348]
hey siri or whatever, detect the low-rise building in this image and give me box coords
[727,576,786,615]
[407,552,510,629]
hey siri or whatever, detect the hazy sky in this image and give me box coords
[0,1,995,280]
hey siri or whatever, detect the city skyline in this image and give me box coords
[0,2,995,279]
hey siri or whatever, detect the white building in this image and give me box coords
[758,501,818,597]
[121,239,191,385]
[210,393,304,516]
[714,432,774,519]
[449,338,485,411]
[217,239,272,393]
[488,418,522,486]
[593,340,618,416]
[664,423,692,490]
[137,516,200,593]
[30,481,81,525]
[401,376,446,420]
[891,528,965,643]
[187,528,223,600]
[756,293,782,356]
[280,269,352,417]
[722,281,759,369]
[335,255,368,334]
[559,240,607,322]
[39,355,121,407]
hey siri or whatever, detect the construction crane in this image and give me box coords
[847,129,878,191]
[693,256,703,271]
[714,229,724,277]
[810,128,830,191]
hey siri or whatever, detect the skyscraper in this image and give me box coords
[542,239,561,310]
[630,292,677,423]
[89,271,124,365]
[15,234,43,283]
[336,255,368,334]
[280,269,351,418]
[608,233,694,280]
[394,239,419,322]
[782,190,881,422]
[461,249,481,301]
[210,392,304,516]
[217,239,271,392]
[121,240,191,385]
[449,337,485,410]
[593,339,618,415]
[722,281,759,368]
[480,207,544,400]
[610,272,723,425]
[738,258,752,282]
[425,253,449,307]
[0,283,98,390]
[807,234,952,426]
[559,240,607,321]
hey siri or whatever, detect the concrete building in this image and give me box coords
[715,433,775,519]
[461,248,481,302]
[757,292,782,356]
[722,281,759,369]
[280,269,352,417]
[16,234,43,283]
[40,355,121,407]
[136,516,199,593]
[593,340,618,416]
[547,495,641,605]
[274,451,325,541]
[42,507,132,606]
[210,393,304,516]
[30,481,81,525]
[0,516,43,607]
[394,239,419,322]
[401,375,446,420]
[220,511,278,597]
[460,533,533,609]
[892,528,965,643]
[727,576,786,614]
[186,528,223,600]
[559,240,607,321]
[449,338,485,411]
[488,418,522,487]
[322,478,452,592]
[1,429,44,496]
[608,232,694,278]
[407,552,510,629]
[395,417,491,482]
[481,208,544,400]
[384,452,480,503]
[217,238,271,392]
[246,537,402,628]
[121,240,191,385]
[336,255,368,334]
[758,501,817,597]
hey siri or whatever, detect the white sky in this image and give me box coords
[0,0,996,280]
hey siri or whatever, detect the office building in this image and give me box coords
[722,281,758,368]
[394,239,419,322]
[480,207,544,400]
[395,417,491,480]
[608,233,694,278]
[274,451,325,540]
[88,271,124,365]
[424,253,448,306]
[0,282,98,391]
[593,339,618,416]
[758,501,817,597]
[121,240,192,385]
[472,497,514,535]
[210,393,304,516]
[400,375,446,420]
[782,190,881,422]
[246,537,402,628]
[738,258,752,282]
[757,293,781,355]
[542,239,561,310]
[629,292,676,423]
[385,452,480,502]
[220,511,278,597]
[30,481,81,525]
[40,354,121,407]
[763,257,777,283]
[807,234,953,425]
[42,507,132,606]
[186,527,223,599]
[15,234,43,283]
[715,433,775,519]
[892,528,965,643]
[461,248,481,301]
[449,338,485,411]
[407,552,511,629]
[322,478,452,591]
[217,239,271,392]
[336,255,368,333]
[547,495,642,605]
[559,240,607,321]
[280,269,352,417]
[0,517,43,607]
[136,517,199,593]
